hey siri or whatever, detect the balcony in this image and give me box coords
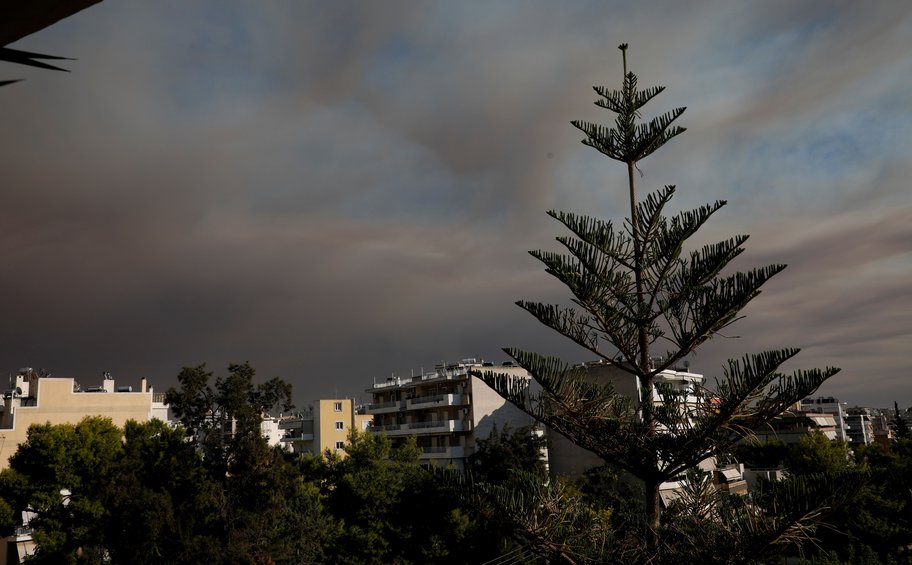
[280,433,314,442]
[364,400,404,415]
[407,419,468,434]
[367,423,409,437]
[367,378,408,391]
[419,445,466,460]
[279,417,314,431]
[366,366,472,392]
[367,419,471,437]
[405,393,466,411]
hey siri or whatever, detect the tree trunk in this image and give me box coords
[644,478,661,550]
[629,158,661,552]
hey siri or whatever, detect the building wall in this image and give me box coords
[800,397,849,442]
[316,399,353,454]
[260,417,284,447]
[354,412,372,432]
[752,412,838,444]
[470,371,537,440]
[365,359,538,470]
[845,410,874,446]
[0,374,156,471]
[279,398,367,457]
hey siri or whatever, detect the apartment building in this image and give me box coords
[364,358,538,469]
[871,411,893,447]
[0,368,166,471]
[752,411,839,444]
[800,396,850,442]
[845,407,874,446]
[279,398,371,456]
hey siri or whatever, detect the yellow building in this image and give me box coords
[0,369,165,471]
[279,398,371,456]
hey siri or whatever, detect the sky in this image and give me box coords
[1,1,910,409]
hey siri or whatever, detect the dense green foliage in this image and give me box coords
[0,365,334,565]
[735,435,912,564]
[0,364,546,564]
[311,431,488,564]
[0,390,910,563]
[1,417,122,563]
[467,423,548,484]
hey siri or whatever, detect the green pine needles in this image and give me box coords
[476,44,844,561]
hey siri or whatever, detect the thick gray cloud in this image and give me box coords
[1,1,910,408]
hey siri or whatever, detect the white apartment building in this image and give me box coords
[800,396,850,442]
[845,407,874,446]
[364,358,539,469]
[753,411,839,444]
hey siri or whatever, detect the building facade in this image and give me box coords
[279,398,371,456]
[0,369,167,564]
[752,411,838,444]
[800,396,850,442]
[364,359,539,469]
[844,407,874,446]
[0,369,165,471]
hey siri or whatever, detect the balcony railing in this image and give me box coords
[368,423,403,434]
[364,400,403,414]
[419,445,466,459]
[367,366,472,392]
[410,394,445,405]
[280,433,314,442]
[405,393,466,410]
[367,419,470,436]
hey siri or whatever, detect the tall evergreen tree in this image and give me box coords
[478,44,843,557]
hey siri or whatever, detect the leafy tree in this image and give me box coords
[0,416,122,564]
[732,438,791,470]
[0,495,14,537]
[468,423,547,484]
[322,431,432,563]
[164,362,294,476]
[477,44,843,559]
[314,430,498,564]
[0,365,329,564]
[163,363,332,564]
[575,464,645,533]
[797,440,912,564]
[785,431,851,476]
[103,419,227,564]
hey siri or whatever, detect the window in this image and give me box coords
[335,421,344,430]
[335,441,345,450]
[333,402,343,412]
